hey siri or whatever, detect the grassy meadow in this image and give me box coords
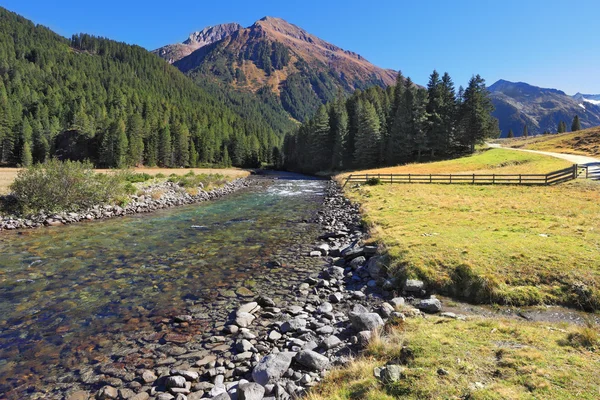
[308,316,600,400]
[337,149,600,309]
[498,126,600,157]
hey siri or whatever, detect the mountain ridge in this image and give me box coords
[488,80,600,137]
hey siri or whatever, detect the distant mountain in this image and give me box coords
[573,93,600,106]
[488,80,600,137]
[154,17,398,122]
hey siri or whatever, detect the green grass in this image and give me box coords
[338,148,572,178]
[307,317,600,400]
[338,150,600,309]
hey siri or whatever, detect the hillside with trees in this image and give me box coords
[0,7,282,168]
[282,71,499,173]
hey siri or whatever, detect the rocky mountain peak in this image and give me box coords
[183,23,242,47]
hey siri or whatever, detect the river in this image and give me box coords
[0,174,328,397]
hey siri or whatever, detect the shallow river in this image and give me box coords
[0,175,327,397]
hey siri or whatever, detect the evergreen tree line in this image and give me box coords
[0,7,281,168]
[282,71,499,173]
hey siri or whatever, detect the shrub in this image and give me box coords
[10,159,130,214]
[155,173,166,178]
[366,177,382,186]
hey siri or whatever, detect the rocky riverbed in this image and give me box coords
[24,181,444,400]
[0,178,251,231]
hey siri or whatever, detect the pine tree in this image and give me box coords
[440,72,457,154]
[354,101,381,168]
[330,98,349,170]
[458,75,498,152]
[522,125,529,138]
[100,119,128,167]
[127,114,144,166]
[507,129,514,138]
[571,115,581,132]
[425,70,445,157]
[189,140,198,167]
[173,121,190,167]
[158,124,172,167]
[310,106,331,172]
[557,121,567,134]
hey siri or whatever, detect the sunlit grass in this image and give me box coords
[307,317,600,399]
[499,126,600,157]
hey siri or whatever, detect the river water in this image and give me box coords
[0,175,327,397]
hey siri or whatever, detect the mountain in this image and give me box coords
[573,93,600,106]
[153,23,242,64]
[154,17,398,122]
[0,7,280,168]
[488,80,600,137]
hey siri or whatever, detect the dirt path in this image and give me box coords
[488,143,600,179]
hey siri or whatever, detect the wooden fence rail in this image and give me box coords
[344,164,579,187]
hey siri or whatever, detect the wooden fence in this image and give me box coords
[344,164,580,187]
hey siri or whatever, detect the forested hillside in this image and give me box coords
[0,7,281,168]
[283,72,499,173]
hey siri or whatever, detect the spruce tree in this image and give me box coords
[354,101,381,168]
[557,121,566,133]
[127,114,144,166]
[507,129,514,138]
[310,106,331,172]
[425,70,445,157]
[440,72,457,154]
[458,75,498,152]
[158,124,172,167]
[571,115,581,132]
[21,140,32,166]
[522,125,529,138]
[189,140,198,167]
[330,98,349,170]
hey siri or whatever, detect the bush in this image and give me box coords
[10,159,130,214]
[366,177,382,186]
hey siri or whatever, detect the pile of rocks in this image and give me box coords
[71,182,445,400]
[0,179,250,231]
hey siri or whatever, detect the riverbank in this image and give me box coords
[0,177,251,231]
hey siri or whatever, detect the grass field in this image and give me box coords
[0,167,249,195]
[498,126,600,157]
[338,148,572,178]
[337,149,600,309]
[308,316,600,400]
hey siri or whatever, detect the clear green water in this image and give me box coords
[0,177,326,395]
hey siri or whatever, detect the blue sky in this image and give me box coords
[4,0,600,94]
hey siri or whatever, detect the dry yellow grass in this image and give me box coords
[0,168,19,195]
[499,125,600,157]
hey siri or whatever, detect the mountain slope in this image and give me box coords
[488,80,600,137]
[0,7,280,168]
[155,17,398,122]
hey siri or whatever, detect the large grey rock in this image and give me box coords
[381,365,405,382]
[96,386,118,399]
[348,256,366,270]
[418,298,442,313]
[166,375,187,389]
[314,243,330,256]
[404,279,424,293]
[320,335,342,350]
[366,256,383,279]
[349,312,384,331]
[280,318,306,333]
[238,382,265,400]
[237,302,260,315]
[294,350,329,371]
[210,393,231,400]
[235,312,255,328]
[378,302,395,318]
[252,352,294,386]
[389,297,405,308]
[317,302,333,313]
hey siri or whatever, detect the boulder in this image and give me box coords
[366,256,383,279]
[235,312,255,328]
[389,297,405,308]
[237,302,260,315]
[349,306,384,332]
[96,386,118,400]
[404,279,424,293]
[378,302,395,318]
[166,375,187,389]
[294,350,329,371]
[252,352,294,386]
[348,256,366,270]
[381,365,405,382]
[238,382,265,400]
[418,298,442,313]
[314,243,330,256]
[320,335,342,350]
[280,318,306,333]
[317,302,333,313]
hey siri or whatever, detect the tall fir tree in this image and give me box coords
[425,70,445,157]
[354,101,381,168]
[522,125,529,138]
[571,115,581,132]
[330,98,349,170]
[507,128,514,138]
[458,75,498,152]
[158,124,172,167]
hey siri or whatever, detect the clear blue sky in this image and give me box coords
[4,0,600,94]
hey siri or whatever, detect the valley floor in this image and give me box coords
[318,148,600,399]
